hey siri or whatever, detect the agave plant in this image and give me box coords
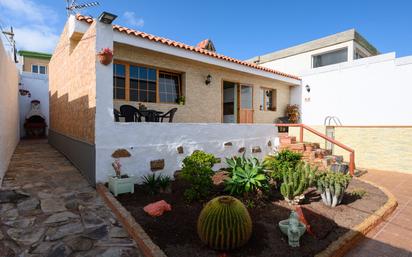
[225,155,269,196]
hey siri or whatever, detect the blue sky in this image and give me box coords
[0,0,411,60]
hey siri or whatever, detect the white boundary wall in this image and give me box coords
[19,72,49,137]
[0,40,19,184]
[92,21,279,183]
[288,53,412,125]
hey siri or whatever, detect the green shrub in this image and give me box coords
[181,151,217,202]
[224,155,269,196]
[142,174,172,195]
[264,150,303,180]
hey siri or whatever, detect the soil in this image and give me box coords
[117,178,387,257]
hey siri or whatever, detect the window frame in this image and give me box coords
[311,47,348,68]
[31,64,47,74]
[113,60,183,104]
[260,87,277,112]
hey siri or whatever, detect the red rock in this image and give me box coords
[143,200,172,217]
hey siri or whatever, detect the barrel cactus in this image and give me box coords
[197,196,252,250]
[280,163,316,204]
[316,171,351,207]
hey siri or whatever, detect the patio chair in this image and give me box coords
[120,105,141,122]
[159,108,178,123]
[114,109,122,122]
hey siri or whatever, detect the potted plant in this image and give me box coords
[177,96,185,105]
[97,48,113,65]
[286,104,300,123]
[108,159,135,196]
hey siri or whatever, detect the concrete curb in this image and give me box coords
[315,178,398,257]
[96,183,167,257]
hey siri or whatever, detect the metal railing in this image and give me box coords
[324,116,342,126]
[275,123,355,176]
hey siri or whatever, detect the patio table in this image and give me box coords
[139,109,163,122]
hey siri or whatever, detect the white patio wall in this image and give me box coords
[19,72,49,137]
[0,40,19,184]
[297,53,412,125]
[92,20,279,183]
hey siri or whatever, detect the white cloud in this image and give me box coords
[123,11,144,27]
[0,0,60,53]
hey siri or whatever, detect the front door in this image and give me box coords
[222,82,253,123]
[238,85,253,123]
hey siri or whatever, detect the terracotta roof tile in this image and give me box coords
[76,14,300,81]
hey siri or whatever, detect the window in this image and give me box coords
[31,65,47,74]
[312,48,348,68]
[113,63,126,100]
[113,61,183,103]
[354,49,366,59]
[260,88,277,111]
[159,71,182,103]
[240,85,253,109]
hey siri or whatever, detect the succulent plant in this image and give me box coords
[280,163,316,204]
[316,171,351,207]
[197,196,252,250]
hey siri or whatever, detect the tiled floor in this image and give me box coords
[346,170,412,257]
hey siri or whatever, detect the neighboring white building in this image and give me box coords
[248,29,412,126]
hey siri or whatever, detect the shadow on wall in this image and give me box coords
[48,92,96,185]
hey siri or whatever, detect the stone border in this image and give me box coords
[315,178,398,257]
[96,183,167,257]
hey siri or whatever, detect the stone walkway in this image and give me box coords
[346,169,412,257]
[0,140,143,257]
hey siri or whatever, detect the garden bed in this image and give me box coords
[116,178,387,257]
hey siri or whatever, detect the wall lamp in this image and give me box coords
[305,84,311,93]
[205,74,212,85]
[98,12,118,24]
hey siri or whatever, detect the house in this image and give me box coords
[249,29,412,174]
[48,14,301,185]
[18,50,52,75]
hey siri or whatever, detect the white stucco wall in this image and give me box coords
[92,21,279,183]
[19,72,49,137]
[0,40,19,184]
[260,41,354,75]
[298,53,412,125]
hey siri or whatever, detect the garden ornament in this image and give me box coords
[279,211,306,247]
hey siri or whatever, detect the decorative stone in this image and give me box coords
[238,147,246,153]
[111,149,131,158]
[44,211,79,224]
[46,242,72,257]
[109,227,129,238]
[251,146,262,153]
[150,159,165,172]
[224,142,233,147]
[267,140,272,147]
[177,146,184,154]
[83,225,109,240]
[41,199,67,213]
[17,198,40,212]
[143,200,171,217]
[46,222,84,241]
[212,171,230,186]
[7,227,46,245]
[65,236,94,251]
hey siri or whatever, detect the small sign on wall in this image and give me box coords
[305,97,311,102]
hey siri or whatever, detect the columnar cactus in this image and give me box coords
[197,196,252,250]
[316,171,351,207]
[280,163,316,204]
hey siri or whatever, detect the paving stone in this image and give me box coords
[0,240,20,256]
[4,217,36,228]
[109,227,129,238]
[30,241,55,254]
[3,208,19,221]
[80,209,105,228]
[37,191,53,199]
[41,199,67,213]
[0,190,29,204]
[7,227,46,245]
[17,198,40,212]
[0,230,4,240]
[83,225,108,240]
[64,200,79,210]
[46,242,72,257]
[44,211,79,224]
[46,222,84,241]
[64,236,94,251]
[0,203,15,213]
